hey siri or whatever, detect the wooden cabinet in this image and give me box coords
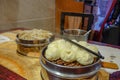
[55,0,84,33]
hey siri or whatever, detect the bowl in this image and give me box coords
[16,29,54,58]
[63,29,88,41]
[40,47,101,80]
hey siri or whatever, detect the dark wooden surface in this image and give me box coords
[88,40,120,49]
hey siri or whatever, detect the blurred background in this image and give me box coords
[0,0,55,32]
[0,0,119,45]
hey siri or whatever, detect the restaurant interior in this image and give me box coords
[0,0,120,80]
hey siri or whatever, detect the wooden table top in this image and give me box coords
[0,29,119,80]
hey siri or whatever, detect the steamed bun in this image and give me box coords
[76,50,94,65]
[45,41,60,60]
[86,45,98,57]
[78,41,88,47]
[60,44,77,62]
[57,39,72,52]
[45,39,98,65]
[60,50,76,62]
[58,39,76,62]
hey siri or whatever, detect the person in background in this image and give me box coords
[102,0,120,45]
[93,0,109,30]
[105,0,120,28]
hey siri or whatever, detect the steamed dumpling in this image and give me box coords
[45,41,60,60]
[76,50,94,65]
[45,39,97,65]
[78,41,88,47]
[60,50,76,62]
[57,39,71,52]
[87,45,98,53]
[86,45,98,57]
[59,40,76,62]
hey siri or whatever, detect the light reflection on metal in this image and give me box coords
[75,0,84,2]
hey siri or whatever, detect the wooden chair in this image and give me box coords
[60,12,94,34]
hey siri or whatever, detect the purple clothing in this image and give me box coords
[110,71,120,80]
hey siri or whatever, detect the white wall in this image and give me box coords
[0,0,55,32]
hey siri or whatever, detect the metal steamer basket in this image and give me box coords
[40,47,101,80]
[16,34,54,58]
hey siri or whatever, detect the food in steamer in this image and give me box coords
[45,39,99,66]
[18,29,53,40]
[16,29,54,57]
